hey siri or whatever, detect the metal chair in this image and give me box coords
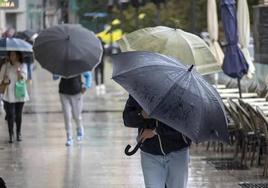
[227,98,243,159]
[256,107,268,176]
[233,99,257,166]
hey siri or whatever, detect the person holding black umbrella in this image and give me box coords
[53,72,92,146]
[123,95,191,188]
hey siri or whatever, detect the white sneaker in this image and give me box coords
[65,138,73,146]
[100,84,106,95]
[77,127,84,142]
[96,85,100,95]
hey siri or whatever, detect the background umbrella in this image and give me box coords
[14,30,38,44]
[0,37,33,63]
[207,0,224,86]
[207,0,224,66]
[112,51,229,144]
[237,0,255,78]
[118,26,220,75]
[221,0,248,98]
[0,37,33,52]
[33,24,103,77]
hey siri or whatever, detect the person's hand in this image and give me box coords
[81,87,86,94]
[139,129,156,143]
[141,110,150,119]
[17,67,23,80]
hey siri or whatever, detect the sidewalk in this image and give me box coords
[0,58,267,188]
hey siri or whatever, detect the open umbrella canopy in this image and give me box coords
[221,0,248,79]
[0,37,33,52]
[112,51,229,143]
[33,24,103,77]
[14,30,38,43]
[118,26,220,75]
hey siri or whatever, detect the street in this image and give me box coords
[0,59,267,188]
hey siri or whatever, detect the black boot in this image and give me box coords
[9,134,13,143]
[17,133,22,142]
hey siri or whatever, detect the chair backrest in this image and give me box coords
[245,102,260,132]
[235,100,255,132]
[227,98,241,129]
[256,107,268,141]
[239,99,259,132]
[238,98,248,111]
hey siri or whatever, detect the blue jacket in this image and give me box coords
[123,95,191,155]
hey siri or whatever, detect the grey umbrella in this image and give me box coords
[112,51,229,143]
[0,37,33,52]
[33,24,103,77]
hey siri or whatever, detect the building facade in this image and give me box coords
[0,0,44,33]
[0,0,78,34]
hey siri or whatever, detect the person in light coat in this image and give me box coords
[0,51,29,143]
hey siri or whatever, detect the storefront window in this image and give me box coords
[6,13,16,29]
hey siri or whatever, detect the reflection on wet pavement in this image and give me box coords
[0,62,267,188]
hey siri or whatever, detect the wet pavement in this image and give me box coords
[0,59,268,188]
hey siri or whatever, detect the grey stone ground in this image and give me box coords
[0,58,267,188]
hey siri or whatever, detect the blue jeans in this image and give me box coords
[141,147,189,188]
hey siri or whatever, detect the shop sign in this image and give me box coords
[0,0,18,9]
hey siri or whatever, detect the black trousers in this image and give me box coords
[3,101,24,138]
[94,62,104,86]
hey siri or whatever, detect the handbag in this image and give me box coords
[0,64,10,94]
[15,80,27,98]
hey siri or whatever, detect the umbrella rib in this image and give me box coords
[149,71,190,116]
[175,31,195,65]
[195,73,226,118]
[112,64,182,78]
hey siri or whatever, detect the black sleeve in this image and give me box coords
[123,95,155,128]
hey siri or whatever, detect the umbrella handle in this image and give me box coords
[124,141,142,156]
[188,65,194,72]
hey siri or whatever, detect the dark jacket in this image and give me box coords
[59,75,82,95]
[123,95,191,155]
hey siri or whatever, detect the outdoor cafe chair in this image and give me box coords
[256,106,268,176]
[239,100,262,167]
[227,98,244,160]
[234,99,257,166]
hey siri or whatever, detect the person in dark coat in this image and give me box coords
[123,95,191,188]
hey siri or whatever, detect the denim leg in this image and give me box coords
[165,147,190,188]
[141,151,167,188]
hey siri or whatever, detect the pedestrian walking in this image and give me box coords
[95,38,106,95]
[24,55,34,84]
[123,95,191,188]
[53,72,92,146]
[0,51,29,143]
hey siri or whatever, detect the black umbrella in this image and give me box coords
[14,30,38,44]
[33,24,103,77]
[112,51,229,144]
